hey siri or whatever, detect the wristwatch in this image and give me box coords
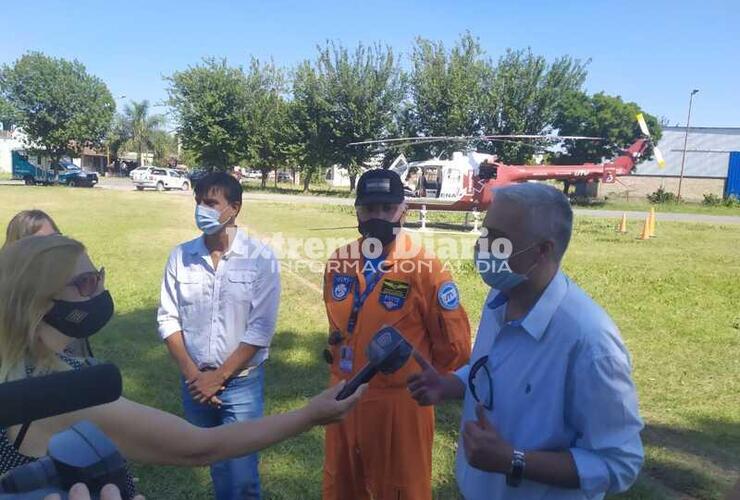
[505,449,526,487]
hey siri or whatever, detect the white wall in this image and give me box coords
[0,136,25,173]
[325,165,351,187]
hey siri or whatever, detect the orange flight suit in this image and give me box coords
[322,232,472,500]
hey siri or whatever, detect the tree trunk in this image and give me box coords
[302,169,311,192]
[261,170,268,189]
[349,173,357,192]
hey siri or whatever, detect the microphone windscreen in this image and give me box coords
[0,363,122,427]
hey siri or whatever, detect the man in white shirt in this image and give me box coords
[408,182,644,499]
[157,172,280,500]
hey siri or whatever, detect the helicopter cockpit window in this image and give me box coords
[402,167,420,197]
[420,167,442,198]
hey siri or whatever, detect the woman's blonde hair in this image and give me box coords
[0,234,84,382]
[4,210,61,248]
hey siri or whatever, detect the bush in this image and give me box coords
[704,193,740,208]
[647,187,678,204]
[722,195,740,208]
[702,193,722,206]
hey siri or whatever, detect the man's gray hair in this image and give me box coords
[492,182,573,261]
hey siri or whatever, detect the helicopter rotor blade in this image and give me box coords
[654,146,666,168]
[348,134,605,147]
[348,136,467,146]
[478,134,604,141]
[636,113,651,137]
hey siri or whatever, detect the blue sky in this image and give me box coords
[2,0,739,127]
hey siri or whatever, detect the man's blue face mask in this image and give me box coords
[474,241,539,291]
[195,205,227,235]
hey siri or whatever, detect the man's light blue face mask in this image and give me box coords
[195,204,229,235]
[474,240,539,291]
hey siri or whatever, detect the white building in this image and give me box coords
[0,130,26,173]
[601,126,740,200]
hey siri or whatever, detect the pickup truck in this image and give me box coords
[130,166,190,191]
[12,151,99,187]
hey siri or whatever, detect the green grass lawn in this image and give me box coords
[583,198,740,216]
[241,179,354,198]
[239,178,740,216]
[1,186,738,499]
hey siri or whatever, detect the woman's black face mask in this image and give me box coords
[43,290,115,339]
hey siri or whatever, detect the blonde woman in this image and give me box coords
[2,209,93,359]
[0,235,366,496]
[3,209,60,247]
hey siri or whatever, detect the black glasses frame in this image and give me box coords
[468,355,493,410]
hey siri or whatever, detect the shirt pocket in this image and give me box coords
[225,269,256,306]
[176,273,203,308]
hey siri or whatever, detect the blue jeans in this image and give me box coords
[182,365,264,500]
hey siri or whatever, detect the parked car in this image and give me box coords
[55,160,99,187]
[188,168,210,186]
[131,166,190,191]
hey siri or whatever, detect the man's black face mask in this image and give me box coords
[44,291,115,339]
[358,218,401,246]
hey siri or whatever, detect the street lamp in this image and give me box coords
[677,89,699,200]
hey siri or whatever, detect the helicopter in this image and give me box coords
[349,114,664,218]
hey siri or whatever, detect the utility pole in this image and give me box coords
[677,89,699,200]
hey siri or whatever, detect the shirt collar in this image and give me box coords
[227,229,247,257]
[486,270,568,341]
[188,229,246,257]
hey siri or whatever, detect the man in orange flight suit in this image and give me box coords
[322,169,471,500]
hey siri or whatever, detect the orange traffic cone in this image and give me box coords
[648,207,656,237]
[638,215,650,240]
[617,213,627,233]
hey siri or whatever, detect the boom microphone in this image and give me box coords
[0,363,122,427]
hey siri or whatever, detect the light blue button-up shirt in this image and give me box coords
[455,271,643,499]
[157,230,280,374]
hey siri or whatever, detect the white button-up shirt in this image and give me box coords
[455,271,644,499]
[157,230,280,373]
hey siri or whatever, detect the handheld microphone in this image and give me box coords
[336,326,414,400]
[0,363,122,427]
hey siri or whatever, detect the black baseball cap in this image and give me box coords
[355,169,405,206]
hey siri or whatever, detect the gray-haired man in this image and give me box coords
[408,183,644,499]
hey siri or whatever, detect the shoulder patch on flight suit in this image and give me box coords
[438,281,460,310]
[331,274,355,301]
[378,279,410,311]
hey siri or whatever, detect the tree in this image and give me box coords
[119,100,166,166]
[403,32,492,158]
[241,58,288,188]
[150,130,178,167]
[167,58,249,171]
[0,95,18,131]
[485,49,588,163]
[0,52,114,162]
[290,60,333,192]
[553,91,662,164]
[315,41,405,190]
